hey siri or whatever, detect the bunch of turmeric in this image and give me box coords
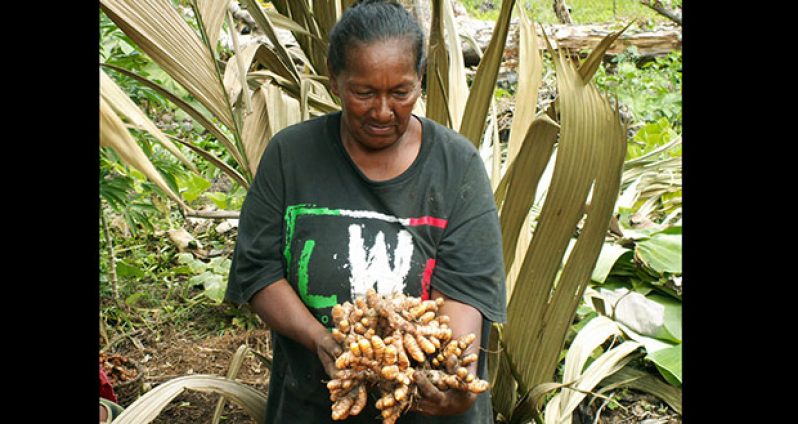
[326,288,490,422]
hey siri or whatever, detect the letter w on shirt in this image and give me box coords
[347,224,413,298]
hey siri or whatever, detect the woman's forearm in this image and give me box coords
[249,278,328,352]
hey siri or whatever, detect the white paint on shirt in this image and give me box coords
[347,224,414,298]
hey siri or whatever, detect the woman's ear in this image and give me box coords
[327,61,340,97]
[416,67,426,93]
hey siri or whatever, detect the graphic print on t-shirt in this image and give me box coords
[284,204,447,327]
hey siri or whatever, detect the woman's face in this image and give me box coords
[329,38,422,151]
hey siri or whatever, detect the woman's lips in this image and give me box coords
[365,123,395,135]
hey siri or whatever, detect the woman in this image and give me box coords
[225,1,506,422]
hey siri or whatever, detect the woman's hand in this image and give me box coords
[250,279,342,378]
[409,289,483,416]
[411,371,478,416]
[314,329,344,379]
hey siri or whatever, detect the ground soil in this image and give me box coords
[104,321,680,424]
[107,324,272,424]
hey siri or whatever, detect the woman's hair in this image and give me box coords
[327,0,425,76]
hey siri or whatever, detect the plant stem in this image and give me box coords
[100,314,110,347]
[100,202,120,303]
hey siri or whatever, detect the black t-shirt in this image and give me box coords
[226,112,506,423]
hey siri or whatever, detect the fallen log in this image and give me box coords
[460,19,681,66]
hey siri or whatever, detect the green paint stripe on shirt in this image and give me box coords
[298,239,337,309]
[283,204,341,280]
[284,204,342,277]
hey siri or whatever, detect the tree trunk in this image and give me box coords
[640,0,682,26]
[553,0,574,24]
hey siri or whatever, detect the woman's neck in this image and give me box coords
[342,116,422,182]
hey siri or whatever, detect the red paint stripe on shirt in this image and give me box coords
[421,258,436,300]
[408,216,448,228]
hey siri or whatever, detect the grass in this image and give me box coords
[461,0,677,25]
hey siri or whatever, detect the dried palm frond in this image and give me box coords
[113,374,267,424]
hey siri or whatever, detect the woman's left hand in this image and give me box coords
[411,370,478,416]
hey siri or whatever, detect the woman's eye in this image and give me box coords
[355,91,372,97]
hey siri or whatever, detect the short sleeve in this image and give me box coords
[431,153,507,323]
[225,138,287,305]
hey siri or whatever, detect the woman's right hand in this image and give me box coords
[314,329,344,379]
[249,279,342,378]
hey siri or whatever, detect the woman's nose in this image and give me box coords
[372,96,393,122]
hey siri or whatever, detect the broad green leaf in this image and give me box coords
[190,271,226,303]
[171,265,194,275]
[178,252,208,274]
[647,344,682,387]
[648,293,682,342]
[205,191,229,210]
[190,270,222,287]
[636,232,682,273]
[177,173,211,203]
[591,244,632,283]
[503,38,628,397]
[660,224,682,235]
[116,260,144,278]
[209,257,232,275]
